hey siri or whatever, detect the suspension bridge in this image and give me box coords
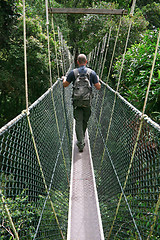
[0,0,160,239]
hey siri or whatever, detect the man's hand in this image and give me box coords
[62,76,66,81]
[62,76,70,88]
[94,75,101,90]
[94,82,101,90]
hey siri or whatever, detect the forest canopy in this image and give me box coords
[0,0,160,127]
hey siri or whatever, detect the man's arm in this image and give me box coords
[62,70,75,87]
[94,75,101,90]
[62,76,70,88]
[90,71,101,90]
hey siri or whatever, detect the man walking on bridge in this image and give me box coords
[62,54,101,152]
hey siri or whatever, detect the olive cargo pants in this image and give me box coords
[73,106,91,149]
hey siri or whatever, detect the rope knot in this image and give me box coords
[22,109,30,115]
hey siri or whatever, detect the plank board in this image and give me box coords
[49,8,127,15]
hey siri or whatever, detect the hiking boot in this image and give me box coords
[76,141,85,152]
[78,148,83,153]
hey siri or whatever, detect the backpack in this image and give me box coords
[72,68,92,107]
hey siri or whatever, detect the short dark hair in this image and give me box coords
[77,54,87,64]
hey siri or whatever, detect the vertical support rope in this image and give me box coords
[52,21,71,158]
[92,46,97,68]
[89,47,96,69]
[142,29,160,115]
[90,48,95,68]
[45,0,52,86]
[52,25,73,159]
[58,27,65,76]
[107,22,160,240]
[61,34,67,74]
[26,115,65,240]
[67,48,71,67]
[45,1,69,185]
[100,26,112,80]
[23,1,69,238]
[88,51,92,66]
[92,17,121,154]
[106,17,122,84]
[94,42,101,72]
[0,190,20,240]
[95,119,142,240]
[0,1,30,238]
[23,0,29,114]
[99,4,135,178]
[92,27,112,130]
[23,1,61,238]
[51,16,60,79]
[23,0,65,238]
[33,128,66,240]
[98,33,108,76]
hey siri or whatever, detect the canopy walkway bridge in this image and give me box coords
[0,0,160,239]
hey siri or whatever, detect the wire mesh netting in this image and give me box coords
[0,81,73,240]
[88,82,160,240]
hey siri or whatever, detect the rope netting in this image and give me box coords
[0,81,73,239]
[87,12,160,238]
[88,82,160,239]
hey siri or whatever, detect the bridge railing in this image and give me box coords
[0,80,73,240]
[89,81,160,240]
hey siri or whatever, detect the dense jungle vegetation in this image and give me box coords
[0,0,160,127]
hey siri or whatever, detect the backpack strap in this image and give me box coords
[86,68,92,80]
[73,68,92,79]
[73,68,79,79]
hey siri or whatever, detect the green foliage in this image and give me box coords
[0,0,18,49]
[0,0,60,128]
[0,190,38,239]
[0,15,50,127]
[78,2,120,53]
[113,29,160,123]
[116,8,148,56]
[142,3,160,29]
[136,0,160,8]
[0,187,69,239]
[62,0,149,62]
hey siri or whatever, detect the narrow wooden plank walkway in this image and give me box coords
[67,122,104,240]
